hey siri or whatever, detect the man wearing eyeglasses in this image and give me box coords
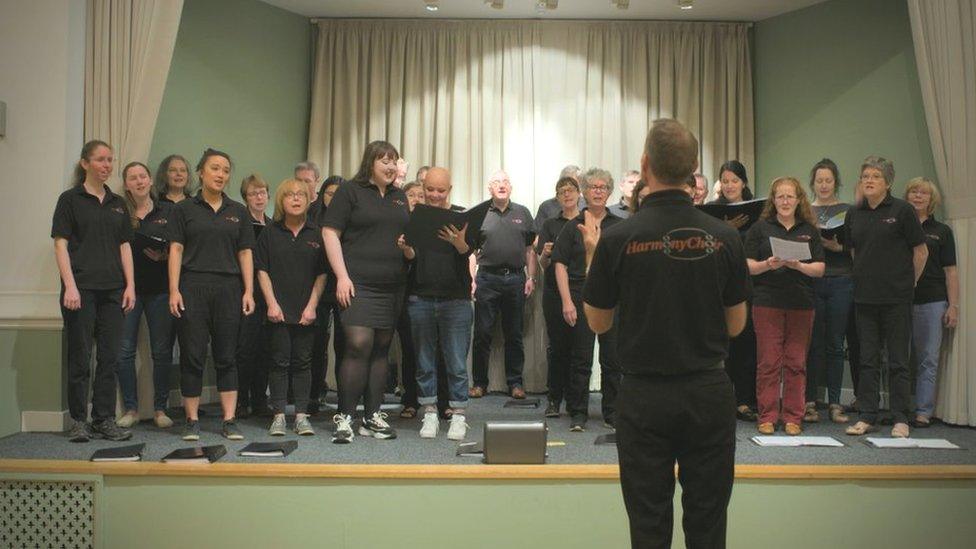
[551,168,624,431]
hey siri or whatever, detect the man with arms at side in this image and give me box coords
[608,170,640,219]
[583,119,749,548]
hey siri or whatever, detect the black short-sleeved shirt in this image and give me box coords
[255,221,327,324]
[813,203,853,277]
[744,218,825,310]
[132,202,173,295]
[169,192,255,276]
[321,179,410,289]
[536,215,573,292]
[476,201,535,269]
[308,203,336,304]
[534,196,586,233]
[914,216,956,304]
[845,194,926,305]
[583,189,750,377]
[551,208,624,290]
[408,204,473,300]
[608,200,632,219]
[51,185,134,290]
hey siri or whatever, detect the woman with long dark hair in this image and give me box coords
[322,141,411,443]
[169,148,255,441]
[116,161,175,430]
[52,140,135,442]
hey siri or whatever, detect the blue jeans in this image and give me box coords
[912,300,947,418]
[472,271,526,389]
[806,276,853,404]
[408,296,473,409]
[118,293,174,411]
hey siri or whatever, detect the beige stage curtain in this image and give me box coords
[85,0,183,418]
[909,0,976,426]
[308,19,753,392]
[85,0,183,174]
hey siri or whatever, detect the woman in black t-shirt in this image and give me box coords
[51,140,135,443]
[154,154,193,204]
[116,161,175,430]
[322,141,411,444]
[904,178,958,428]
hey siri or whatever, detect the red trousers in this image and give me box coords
[753,305,814,425]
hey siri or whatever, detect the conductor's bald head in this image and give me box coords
[641,119,699,187]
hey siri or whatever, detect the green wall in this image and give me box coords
[0,330,64,437]
[149,0,312,204]
[754,0,935,200]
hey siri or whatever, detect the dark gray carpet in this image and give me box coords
[1,394,974,466]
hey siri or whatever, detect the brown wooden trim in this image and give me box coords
[2,459,976,480]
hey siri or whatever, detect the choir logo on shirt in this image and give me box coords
[882,217,897,224]
[392,199,406,207]
[224,215,240,223]
[926,233,940,240]
[795,234,812,241]
[625,227,723,260]
[305,240,321,250]
[151,218,168,225]
[112,207,125,215]
[511,218,524,224]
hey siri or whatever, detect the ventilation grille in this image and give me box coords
[0,480,95,548]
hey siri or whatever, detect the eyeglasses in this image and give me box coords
[557,188,578,196]
[246,189,268,197]
[588,185,609,193]
[283,191,307,199]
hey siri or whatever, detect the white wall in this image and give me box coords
[0,0,86,325]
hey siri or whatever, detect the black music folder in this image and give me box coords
[404,200,491,252]
[161,445,227,463]
[818,210,847,244]
[134,231,168,252]
[90,443,145,462]
[697,198,766,232]
[238,440,298,458]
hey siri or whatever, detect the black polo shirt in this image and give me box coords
[255,221,327,324]
[169,192,255,276]
[408,204,473,300]
[551,208,624,290]
[914,216,956,304]
[813,203,853,277]
[536,215,572,292]
[476,201,535,269]
[321,179,410,289]
[583,189,750,377]
[249,212,271,239]
[744,218,825,310]
[845,194,926,305]
[132,202,173,295]
[51,184,134,290]
[534,196,586,233]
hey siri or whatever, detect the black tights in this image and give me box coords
[338,325,394,417]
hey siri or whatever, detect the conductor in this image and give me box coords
[582,119,750,548]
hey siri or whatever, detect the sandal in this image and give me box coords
[803,402,820,423]
[829,404,849,424]
[736,405,758,422]
[399,406,417,419]
[845,421,876,436]
[912,416,931,428]
[891,422,910,438]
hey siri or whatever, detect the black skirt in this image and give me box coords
[339,284,403,329]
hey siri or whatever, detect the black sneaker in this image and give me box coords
[182,420,201,441]
[359,412,397,440]
[569,415,587,432]
[222,419,245,440]
[544,400,561,418]
[91,420,132,441]
[67,420,91,443]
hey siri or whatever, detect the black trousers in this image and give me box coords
[566,289,620,421]
[177,273,242,397]
[61,288,124,423]
[847,302,862,399]
[617,369,736,549]
[310,300,344,403]
[725,306,757,408]
[236,297,268,408]
[542,288,572,404]
[855,302,912,424]
[268,323,314,414]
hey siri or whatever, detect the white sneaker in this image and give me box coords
[447,414,468,441]
[332,413,354,444]
[419,411,439,439]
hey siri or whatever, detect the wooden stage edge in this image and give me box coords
[2,460,975,480]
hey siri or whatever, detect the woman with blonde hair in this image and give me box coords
[255,180,327,436]
[745,177,825,435]
[904,177,958,428]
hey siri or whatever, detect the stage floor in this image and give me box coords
[1,394,974,467]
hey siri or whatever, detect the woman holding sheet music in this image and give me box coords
[321,140,411,444]
[116,161,176,430]
[716,160,760,422]
[745,177,825,435]
[805,159,853,424]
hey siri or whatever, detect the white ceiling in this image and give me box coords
[260,0,829,22]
